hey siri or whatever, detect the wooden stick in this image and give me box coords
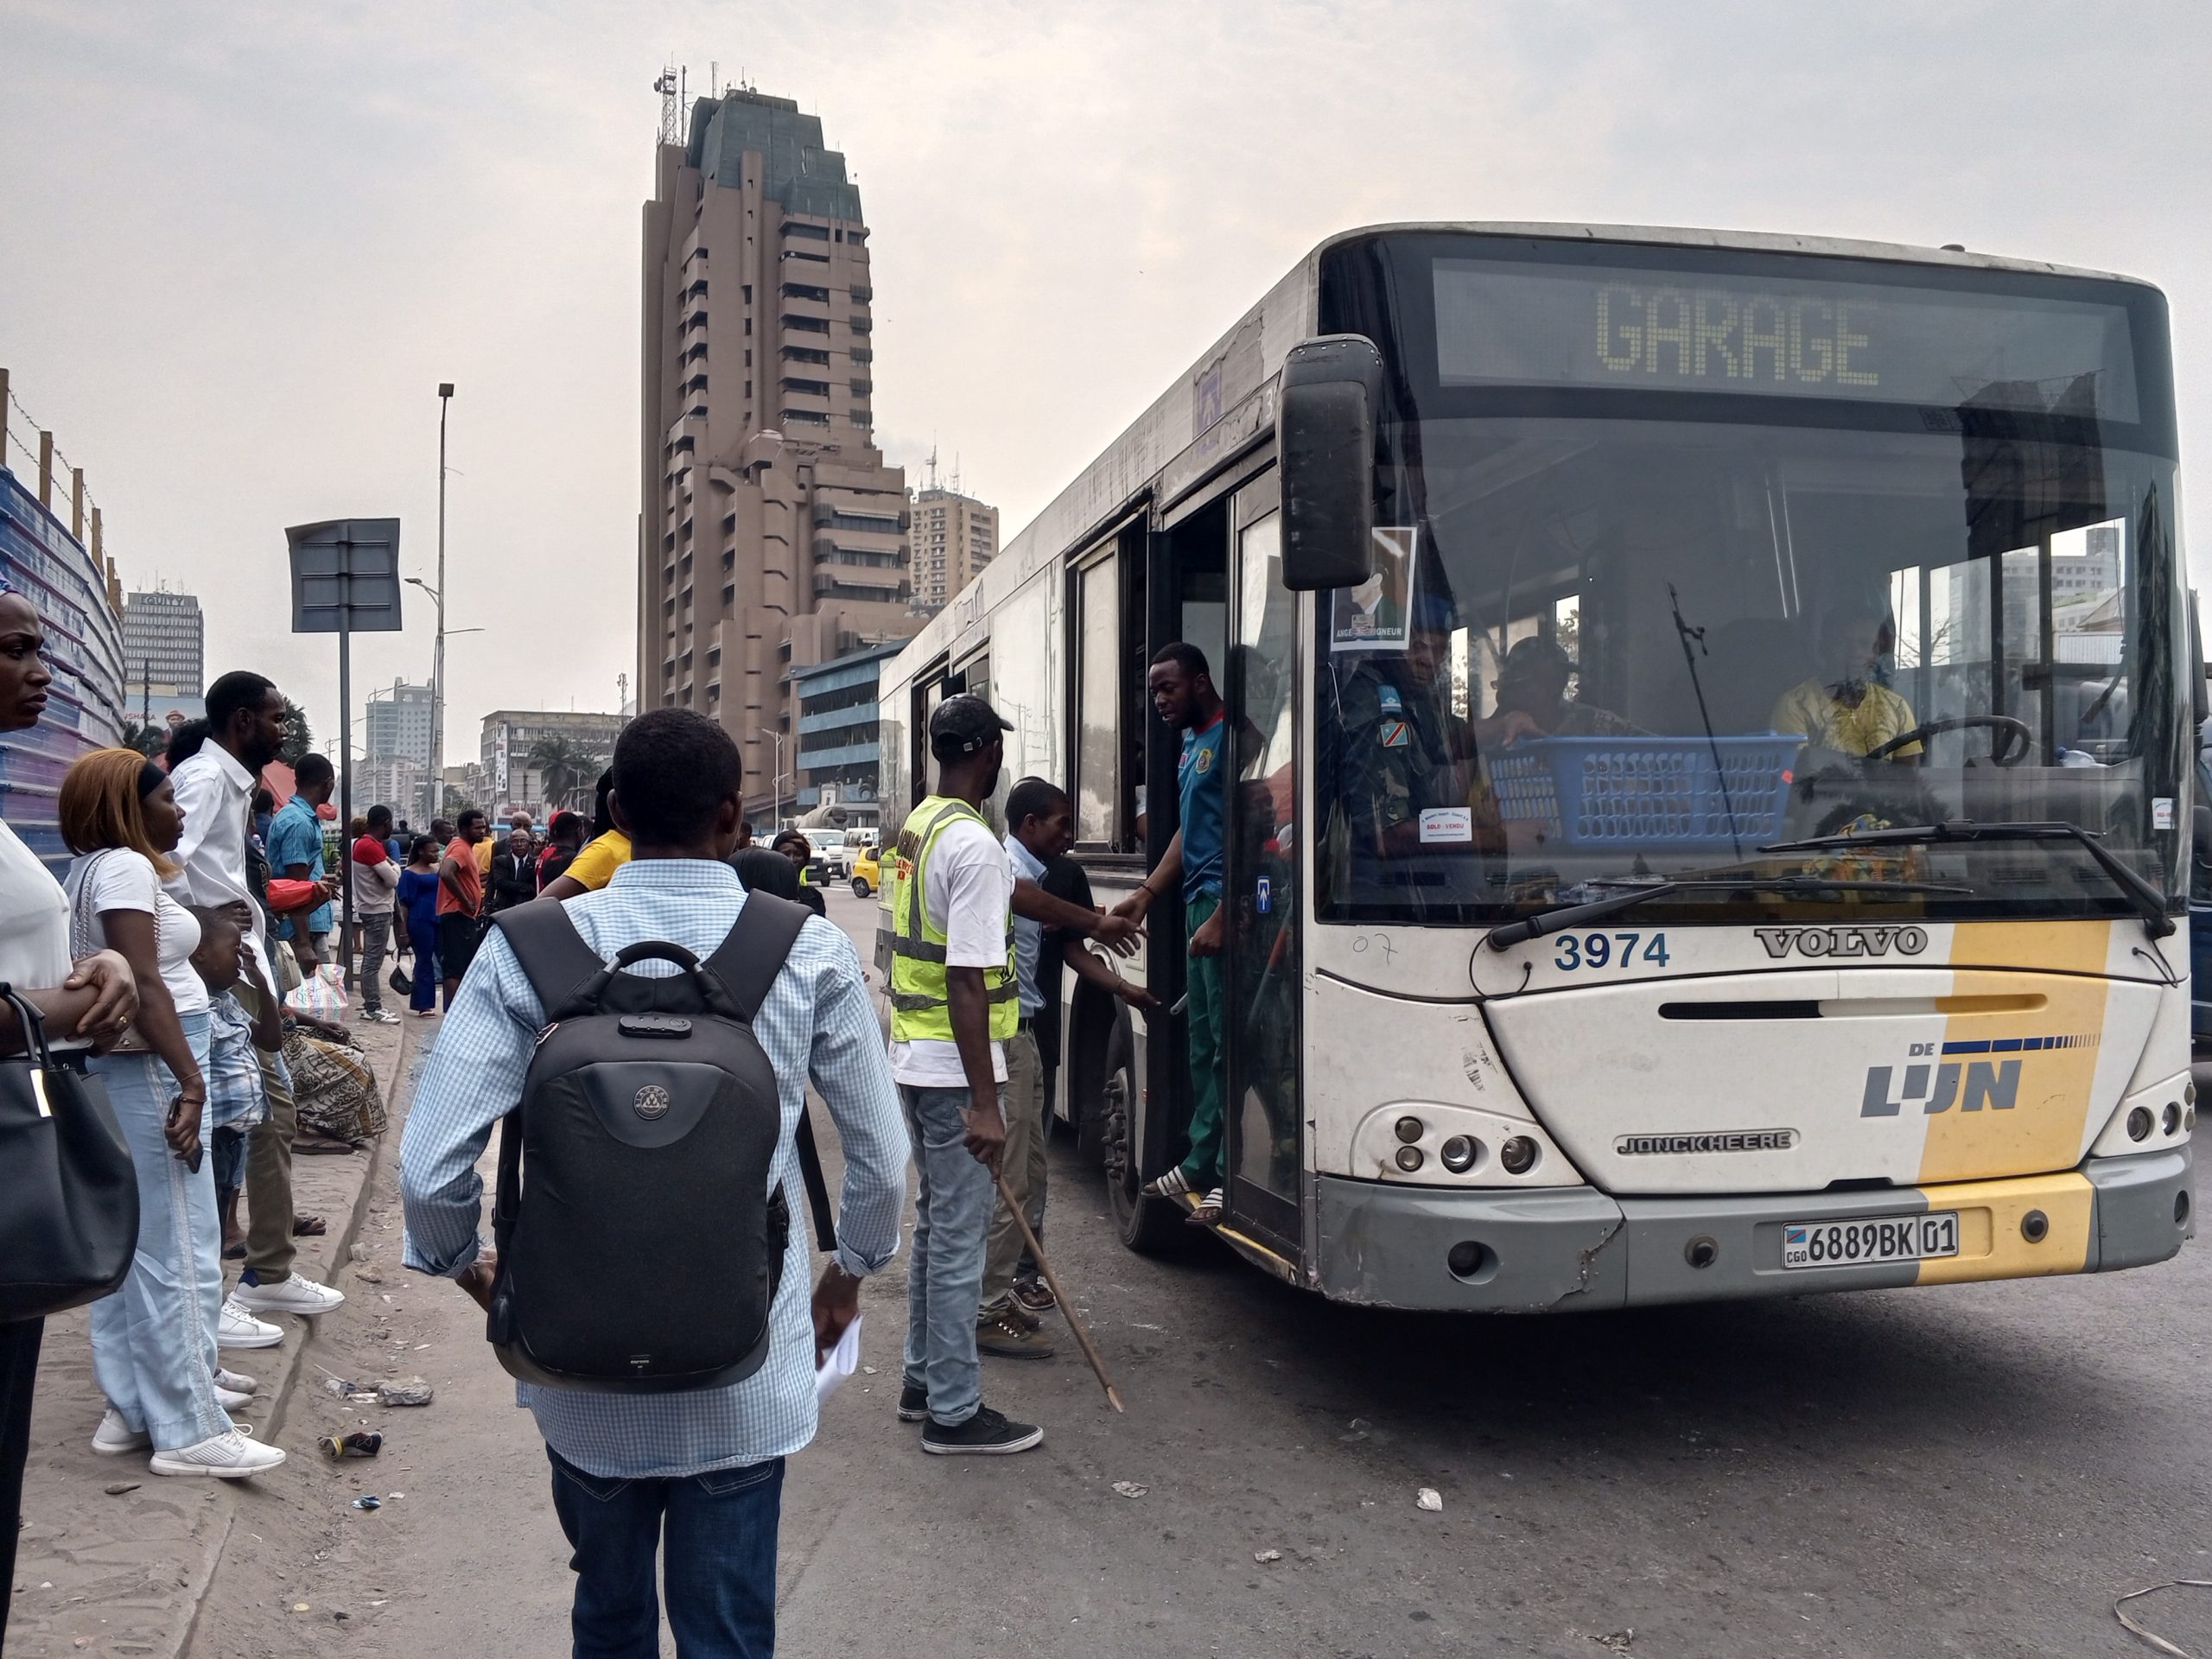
[995,1173,1123,1413]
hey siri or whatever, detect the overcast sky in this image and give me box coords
[5,0,2209,766]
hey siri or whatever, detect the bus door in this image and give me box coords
[1220,472,1304,1258]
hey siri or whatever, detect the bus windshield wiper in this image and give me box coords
[1481,874,1967,952]
[1760,820,2176,938]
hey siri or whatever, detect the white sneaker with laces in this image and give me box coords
[214,1383,253,1412]
[149,1425,285,1479]
[360,1007,401,1025]
[218,1295,284,1349]
[230,1274,346,1316]
[211,1367,258,1395]
[92,1408,149,1456]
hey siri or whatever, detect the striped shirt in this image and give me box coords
[398,858,910,1478]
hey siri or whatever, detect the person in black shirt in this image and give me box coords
[1016,842,1157,1310]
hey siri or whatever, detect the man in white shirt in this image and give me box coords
[168,671,345,1324]
[883,696,1041,1455]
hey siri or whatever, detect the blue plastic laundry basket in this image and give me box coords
[1488,734,1802,849]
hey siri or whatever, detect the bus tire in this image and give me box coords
[1103,1022,1185,1255]
[850,876,871,897]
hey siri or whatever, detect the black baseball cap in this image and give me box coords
[930,694,1013,757]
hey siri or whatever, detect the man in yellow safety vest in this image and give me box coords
[882,694,1043,1456]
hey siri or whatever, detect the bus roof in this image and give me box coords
[886,221,2159,689]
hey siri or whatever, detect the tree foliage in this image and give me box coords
[279,697,314,766]
[525,734,605,812]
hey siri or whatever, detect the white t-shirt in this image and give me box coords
[888,815,1013,1089]
[0,821,71,995]
[67,848,209,1018]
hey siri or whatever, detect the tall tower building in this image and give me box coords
[120,588,204,696]
[640,86,918,824]
[908,483,999,614]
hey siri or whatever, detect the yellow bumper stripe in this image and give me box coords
[1911,1170,2094,1284]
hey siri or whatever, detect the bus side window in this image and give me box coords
[1075,552,1121,846]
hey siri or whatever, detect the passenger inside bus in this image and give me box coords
[1769,601,1923,765]
[1335,594,1496,861]
[1481,636,1643,741]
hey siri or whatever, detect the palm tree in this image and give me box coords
[526,734,604,813]
[118,719,164,758]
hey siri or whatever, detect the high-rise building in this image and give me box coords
[479,709,627,816]
[121,588,204,696]
[365,680,435,766]
[907,485,998,614]
[640,86,922,825]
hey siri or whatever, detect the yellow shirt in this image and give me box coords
[563,830,632,892]
[1770,679,1923,759]
[474,836,494,875]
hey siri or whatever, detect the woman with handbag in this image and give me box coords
[0,580,141,1639]
[59,747,284,1478]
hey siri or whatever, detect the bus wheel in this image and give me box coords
[1103,1027,1185,1255]
[850,877,871,897]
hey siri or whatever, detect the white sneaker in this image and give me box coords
[149,1425,285,1479]
[92,1408,149,1456]
[218,1295,283,1349]
[230,1274,346,1316]
[211,1367,258,1395]
[360,1007,401,1025]
[214,1383,253,1412]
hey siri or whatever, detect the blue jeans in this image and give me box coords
[88,1012,229,1451]
[548,1446,783,1658]
[409,918,439,1012]
[899,1082,1001,1427]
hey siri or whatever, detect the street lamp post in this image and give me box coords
[757,727,786,831]
[426,383,453,823]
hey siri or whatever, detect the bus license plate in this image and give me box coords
[1781,1212,1959,1270]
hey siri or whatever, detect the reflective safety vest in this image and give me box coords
[883,794,1018,1045]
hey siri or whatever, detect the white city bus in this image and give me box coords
[879,224,2199,1310]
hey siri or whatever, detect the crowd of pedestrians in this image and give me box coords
[3,554,1197,1656]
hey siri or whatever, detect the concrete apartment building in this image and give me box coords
[121,588,204,696]
[639,86,920,825]
[365,680,435,767]
[479,709,626,816]
[908,486,998,614]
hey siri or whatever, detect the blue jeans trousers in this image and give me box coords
[899,1082,1002,1428]
[548,1446,784,1659]
[88,1013,229,1451]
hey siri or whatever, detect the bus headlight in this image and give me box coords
[1440,1135,1479,1173]
[1395,1146,1424,1173]
[2128,1106,2154,1141]
[1394,1116,1425,1144]
[1499,1136,1540,1175]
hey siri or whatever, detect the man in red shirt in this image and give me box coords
[351,804,402,1023]
[435,810,488,1006]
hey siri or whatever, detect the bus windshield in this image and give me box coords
[1316,413,2187,925]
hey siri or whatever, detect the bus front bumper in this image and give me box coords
[1313,1145,2194,1312]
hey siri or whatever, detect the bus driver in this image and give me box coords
[1337,594,1497,860]
[1770,601,1922,764]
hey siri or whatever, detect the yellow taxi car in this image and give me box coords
[849,842,880,897]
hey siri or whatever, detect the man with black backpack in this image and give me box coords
[398,709,909,1656]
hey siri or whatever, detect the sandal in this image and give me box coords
[1186,1188,1225,1227]
[1141,1168,1199,1199]
[291,1215,327,1236]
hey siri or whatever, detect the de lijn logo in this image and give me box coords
[1756,925,1929,959]
[1859,1034,2092,1117]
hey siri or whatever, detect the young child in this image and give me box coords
[188,906,283,1262]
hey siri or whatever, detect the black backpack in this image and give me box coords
[484,892,830,1393]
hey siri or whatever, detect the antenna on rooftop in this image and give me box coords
[950,453,963,495]
[924,444,939,491]
[655,63,681,146]
[710,60,718,97]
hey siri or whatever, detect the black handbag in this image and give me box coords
[0,983,138,1321]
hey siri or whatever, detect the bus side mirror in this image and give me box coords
[1277,334,1382,592]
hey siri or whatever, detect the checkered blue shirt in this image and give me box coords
[398,859,909,1478]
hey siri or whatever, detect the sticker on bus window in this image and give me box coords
[1331,527,1421,652]
[2153,797,2174,830]
[1418,807,1473,844]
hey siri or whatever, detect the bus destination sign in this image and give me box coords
[1433,257,2139,420]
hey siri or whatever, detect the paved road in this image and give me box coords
[189,886,2212,1657]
